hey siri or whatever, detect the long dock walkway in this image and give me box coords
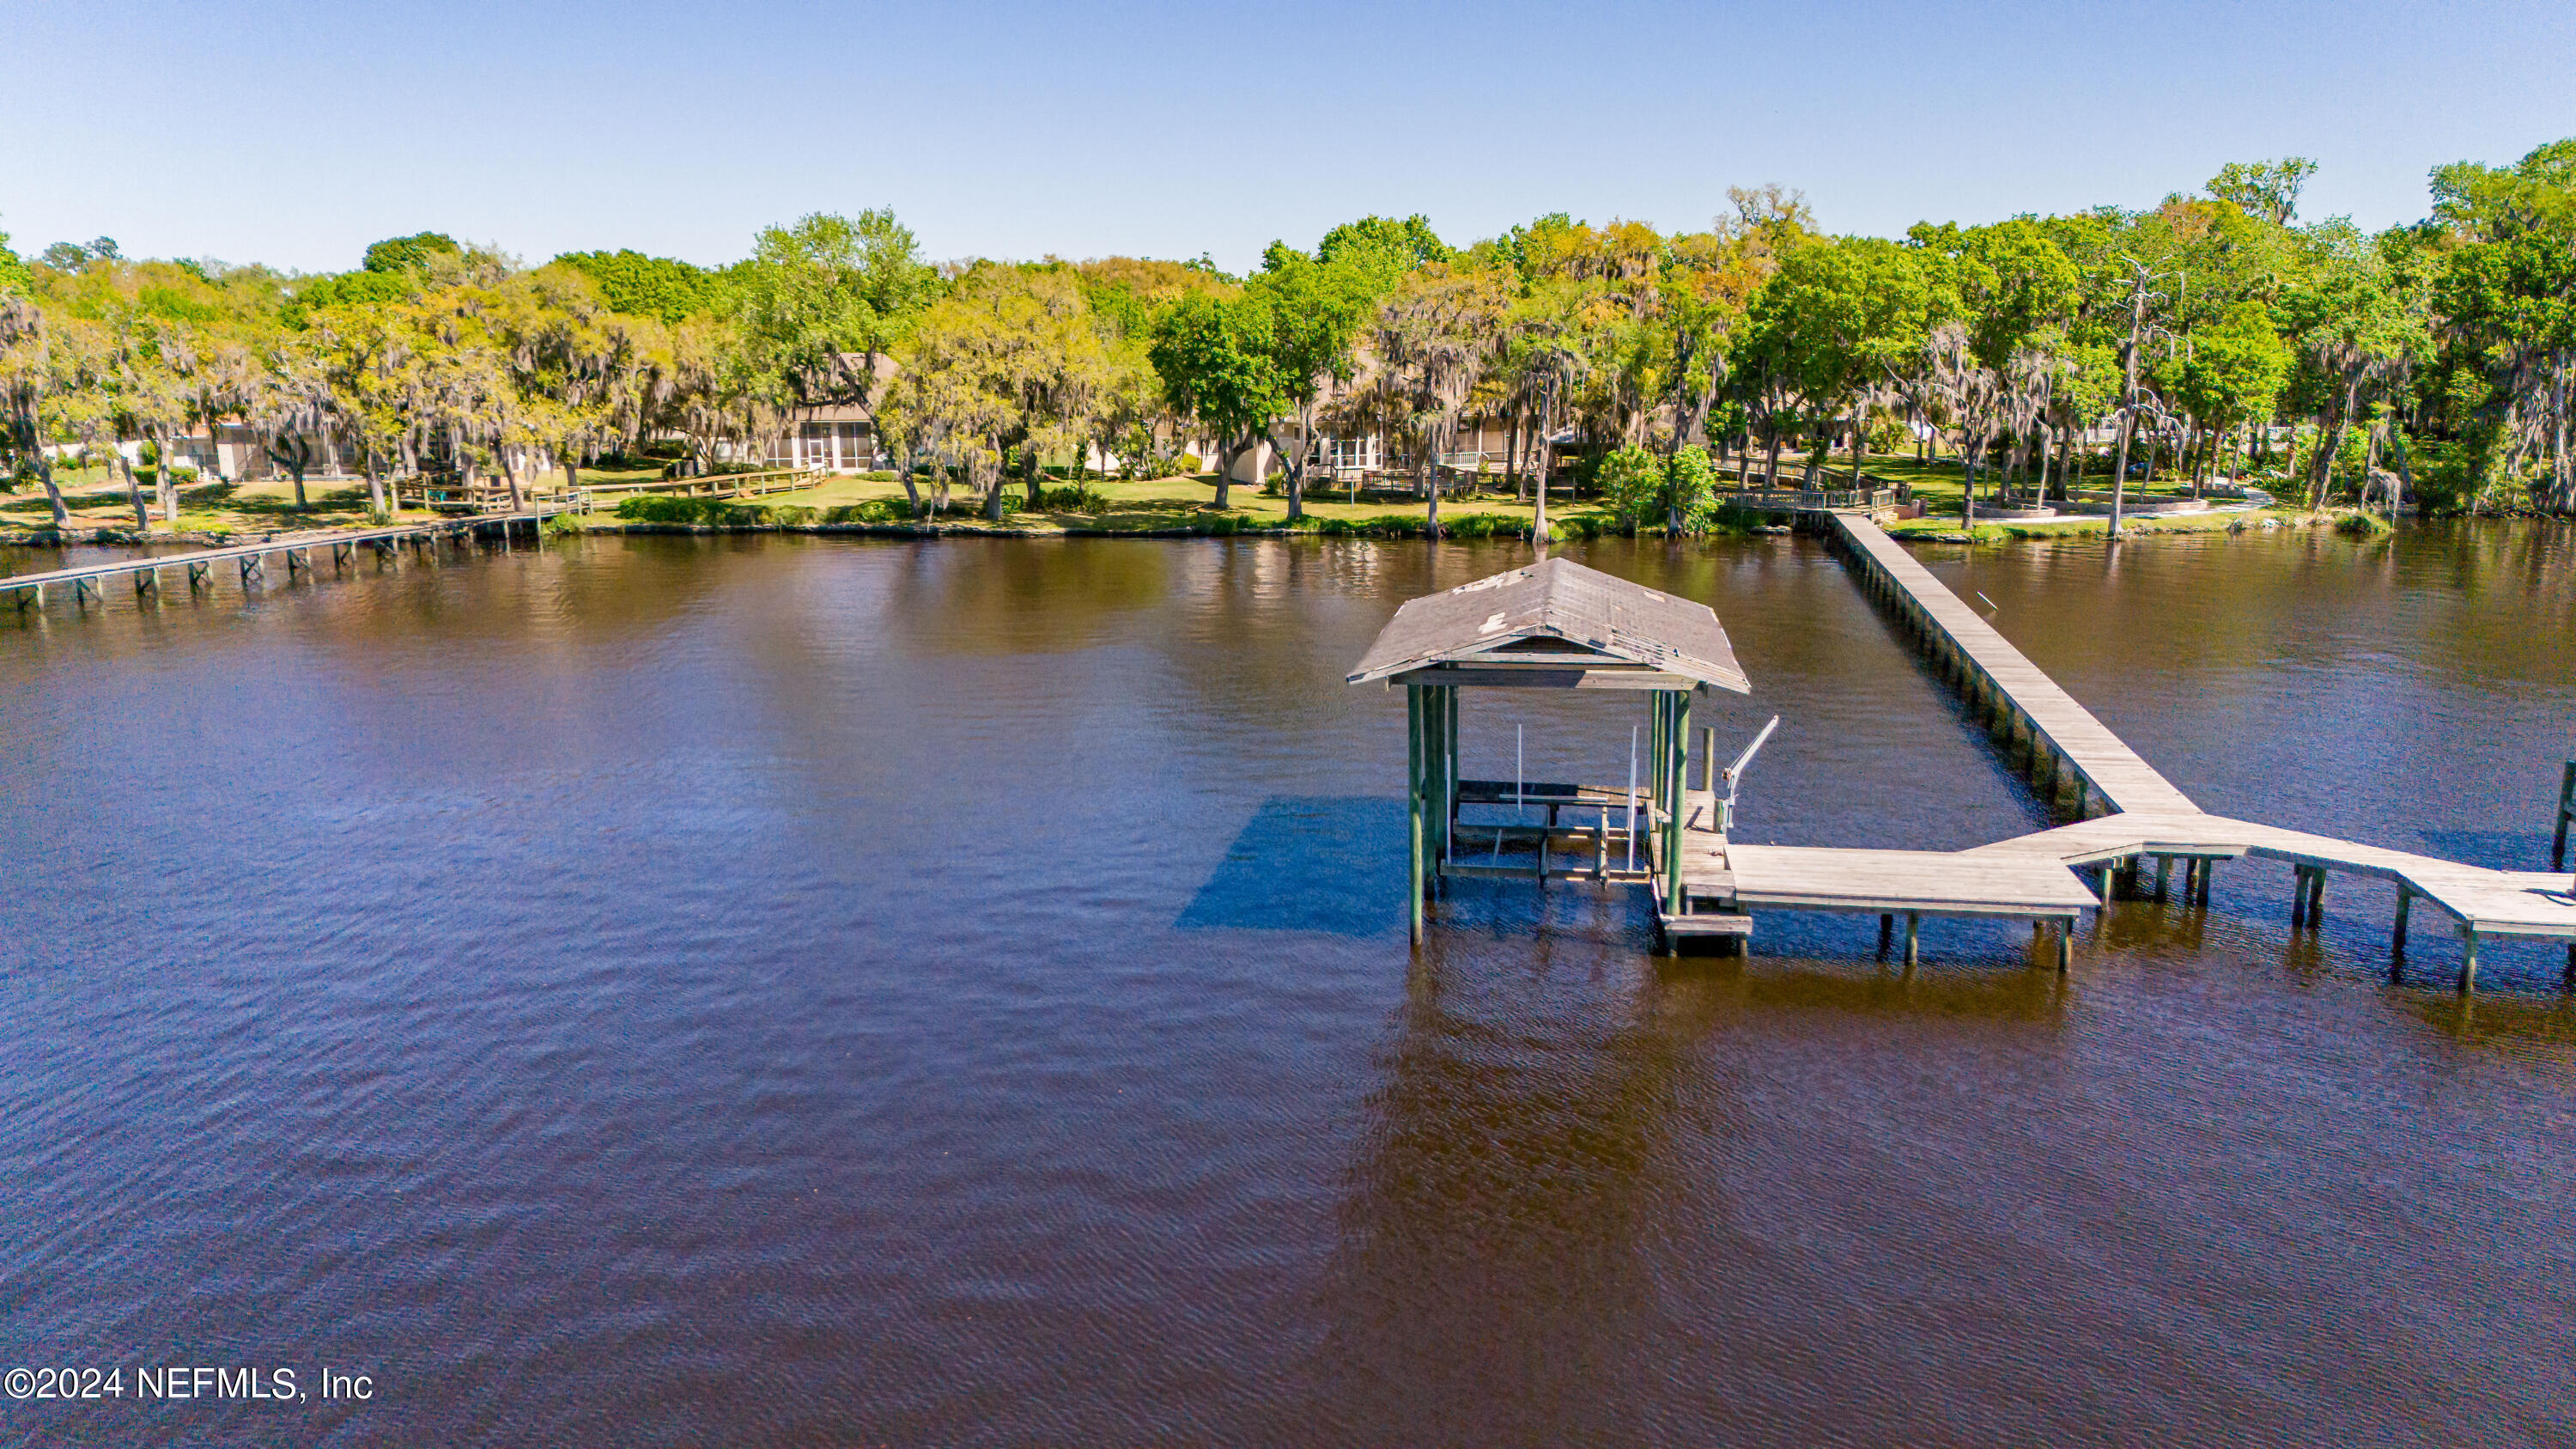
[4,509,561,610]
[1825,511,2198,817]
[1665,511,2576,989]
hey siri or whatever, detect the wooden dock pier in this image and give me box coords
[3,509,562,614]
[1353,514,2576,991]
[1804,510,2576,989]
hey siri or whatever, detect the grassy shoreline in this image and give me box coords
[0,460,2405,551]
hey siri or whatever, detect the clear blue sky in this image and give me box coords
[3,0,2568,275]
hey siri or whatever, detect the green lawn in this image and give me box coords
[586,470,1625,535]
[4,467,424,537]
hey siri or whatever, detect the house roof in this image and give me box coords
[1346,555,1751,693]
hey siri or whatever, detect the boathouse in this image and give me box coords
[1351,552,2101,964]
[1346,556,1753,946]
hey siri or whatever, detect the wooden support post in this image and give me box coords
[134,569,155,597]
[2458,928,2478,994]
[1878,914,1893,957]
[1406,684,1425,944]
[2557,761,2576,872]
[2074,780,2090,819]
[287,548,308,576]
[2098,863,2113,901]
[72,575,99,605]
[2156,855,2172,902]
[2393,887,2410,956]
[1443,686,1458,872]
[2564,941,2574,990]
[1667,690,1690,915]
[1425,685,1446,875]
[1649,691,1666,805]
[1902,911,1919,967]
[2292,867,2310,928]
[2196,859,2215,908]
[8,584,33,611]
[2307,868,2326,924]
[2057,919,2073,971]
[239,554,261,583]
[1536,800,1551,885]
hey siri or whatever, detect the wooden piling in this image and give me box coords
[2558,762,2576,873]
[2393,887,2410,955]
[2459,928,2478,994]
[1406,684,1425,944]
[1903,910,1919,967]
[1666,689,1691,915]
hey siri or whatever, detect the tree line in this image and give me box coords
[3,137,2571,534]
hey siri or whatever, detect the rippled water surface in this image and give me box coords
[3,525,2573,1446]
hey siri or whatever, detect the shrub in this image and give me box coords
[1665,445,1718,532]
[1440,513,1522,540]
[1030,482,1104,512]
[2334,510,2394,537]
[770,505,818,526]
[1709,501,1764,535]
[613,495,780,527]
[823,499,918,524]
[541,512,585,539]
[1176,453,1203,475]
[1596,445,1663,531]
[857,469,898,483]
[616,494,708,525]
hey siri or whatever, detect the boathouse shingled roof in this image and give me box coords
[1346,556,1752,693]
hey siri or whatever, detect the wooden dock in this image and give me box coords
[3,509,563,612]
[1646,508,2576,988]
[1821,510,2198,818]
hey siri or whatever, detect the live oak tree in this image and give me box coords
[1150,291,1285,512]
[1739,236,1935,495]
[1245,253,1372,521]
[727,210,939,472]
[893,265,1115,521]
[1368,264,1510,536]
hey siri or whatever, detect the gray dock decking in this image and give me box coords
[1657,512,2576,985]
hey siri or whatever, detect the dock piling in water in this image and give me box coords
[2555,762,2575,872]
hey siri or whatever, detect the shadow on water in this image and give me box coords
[1176,796,1407,936]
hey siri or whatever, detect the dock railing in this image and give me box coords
[1716,485,1899,512]
[573,466,827,505]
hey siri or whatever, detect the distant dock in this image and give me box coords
[4,509,562,611]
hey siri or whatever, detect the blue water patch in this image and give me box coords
[2414,828,2555,873]
[1176,795,1408,936]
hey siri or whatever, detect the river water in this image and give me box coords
[3,527,2572,1446]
